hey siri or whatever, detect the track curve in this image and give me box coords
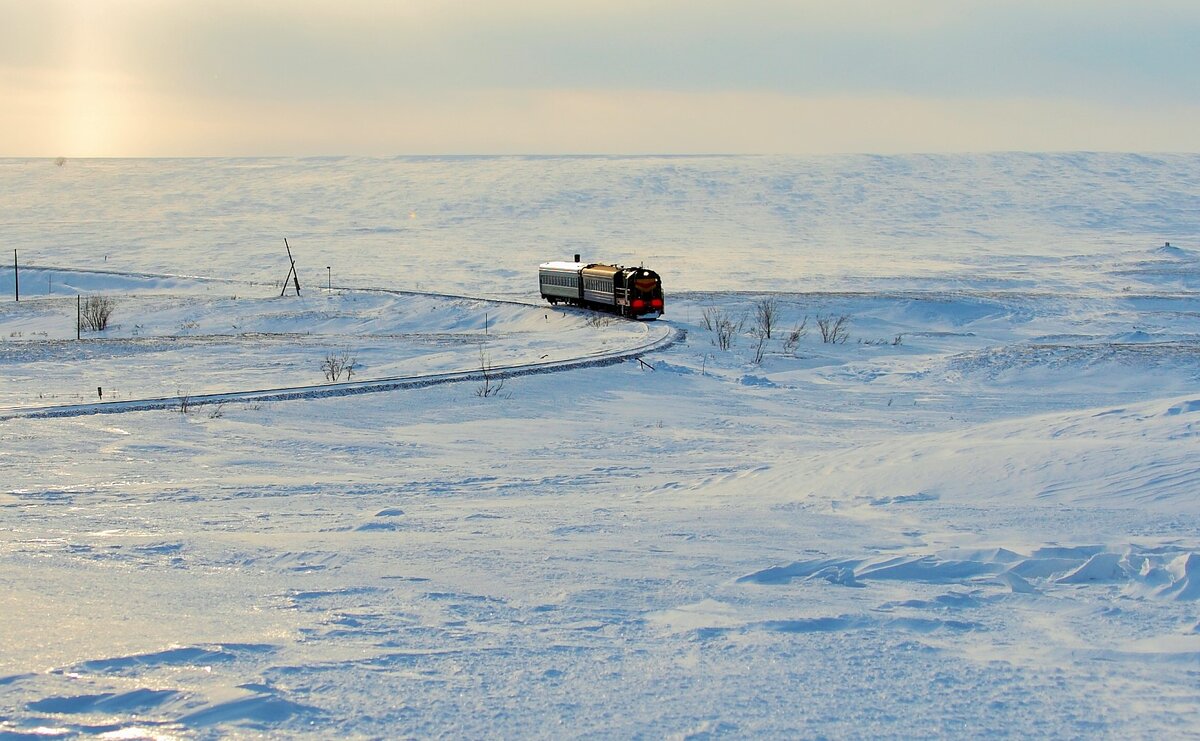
[0,313,684,421]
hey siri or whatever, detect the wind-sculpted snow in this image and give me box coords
[739,545,1200,601]
[940,341,1200,386]
[26,689,180,715]
[76,644,275,674]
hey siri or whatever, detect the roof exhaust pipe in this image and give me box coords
[574,254,580,263]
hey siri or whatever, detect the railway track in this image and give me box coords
[0,312,683,421]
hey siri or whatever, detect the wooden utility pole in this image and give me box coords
[280,239,301,297]
[13,249,18,302]
[76,295,81,340]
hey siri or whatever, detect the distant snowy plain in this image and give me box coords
[1,155,1199,738]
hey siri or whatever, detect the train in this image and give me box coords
[539,256,664,320]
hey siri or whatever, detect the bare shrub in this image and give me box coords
[782,316,808,355]
[749,328,768,364]
[705,309,745,351]
[817,314,850,344]
[80,295,116,332]
[476,345,506,398]
[321,350,358,382]
[753,297,779,340]
[177,390,192,414]
[586,314,616,328]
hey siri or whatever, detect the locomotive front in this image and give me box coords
[622,266,664,319]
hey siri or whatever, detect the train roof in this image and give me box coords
[582,264,620,276]
[539,261,587,272]
[540,261,656,271]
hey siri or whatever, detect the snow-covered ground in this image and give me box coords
[1,155,1199,738]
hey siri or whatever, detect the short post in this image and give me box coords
[98,387,103,399]
[13,249,18,302]
[327,266,331,292]
[484,312,488,336]
[76,294,81,340]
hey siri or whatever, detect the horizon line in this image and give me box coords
[3,150,1198,161]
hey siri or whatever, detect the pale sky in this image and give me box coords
[3,0,1199,156]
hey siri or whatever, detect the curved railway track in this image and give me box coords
[0,284,683,420]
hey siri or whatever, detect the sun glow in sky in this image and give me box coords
[2,0,1199,156]
[60,3,124,154]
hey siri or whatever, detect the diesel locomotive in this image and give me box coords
[539,257,664,319]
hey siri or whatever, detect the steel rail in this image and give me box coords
[0,323,683,421]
